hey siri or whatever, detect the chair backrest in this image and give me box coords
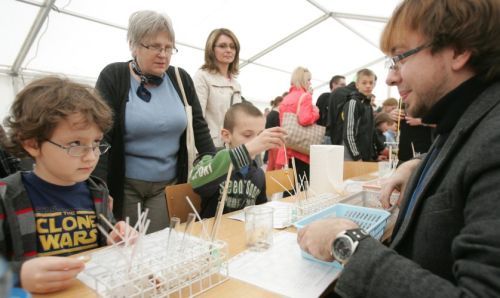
[343,161,378,180]
[165,183,201,223]
[265,168,296,196]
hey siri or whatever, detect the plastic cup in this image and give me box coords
[378,161,391,178]
[244,205,274,251]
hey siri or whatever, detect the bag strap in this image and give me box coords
[230,90,241,106]
[174,67,189,107]
[295,93,307,114]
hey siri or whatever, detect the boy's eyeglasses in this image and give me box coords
[140,43,178,55]
[384,44,429,71]
[46,140,111,157]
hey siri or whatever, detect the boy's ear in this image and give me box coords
[22,138,41,158]
[220,128,232,145]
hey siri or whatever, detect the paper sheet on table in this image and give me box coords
[228,201,294,229]
[228,231,341,298]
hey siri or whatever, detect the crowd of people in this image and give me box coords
[1,0,500,296]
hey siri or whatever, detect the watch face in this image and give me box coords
[333,237,353,261]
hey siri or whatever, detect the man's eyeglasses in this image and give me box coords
[385,44,429,71]
[46,140,111,157]
[141,43,178,55]
[215,43,236,50]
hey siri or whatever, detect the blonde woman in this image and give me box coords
[194,28,242,147]
[276,67,319,180]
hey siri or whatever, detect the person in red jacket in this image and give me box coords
[276,66,320,181]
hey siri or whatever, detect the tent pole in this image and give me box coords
[11,0,56,76]
[239,14,329,69]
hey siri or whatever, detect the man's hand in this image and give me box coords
[20,256,85,294]
[389,108,405,122]
[297,218,358,262]
[245,127,287,159]
[379,158,421,209]
[405,116,422,126]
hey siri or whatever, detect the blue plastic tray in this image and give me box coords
[294,203,390,267]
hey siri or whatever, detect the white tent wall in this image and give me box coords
[0,0,401,122]
[0,76,17,121]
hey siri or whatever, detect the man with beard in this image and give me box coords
[298,0,500,296]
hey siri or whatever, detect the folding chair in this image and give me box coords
[164,183,201,223]
[343,161,378,180]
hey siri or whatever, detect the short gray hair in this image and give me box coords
[127,10,175,48]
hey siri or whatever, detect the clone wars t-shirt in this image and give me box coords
[22,172,98,256]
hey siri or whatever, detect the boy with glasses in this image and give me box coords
[0,77,133,294]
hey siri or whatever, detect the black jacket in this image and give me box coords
[336,78,500,298]
[342,91,376,161]
[93,62,215,220]
[315,91,330,127]
[328,82,358,144]
[398,121,433,162]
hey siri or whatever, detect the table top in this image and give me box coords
[34,173,396,298]
[33,213,286,298]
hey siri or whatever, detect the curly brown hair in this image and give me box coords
[4,76,113,157]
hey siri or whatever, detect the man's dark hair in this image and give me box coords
[329,75,346,90]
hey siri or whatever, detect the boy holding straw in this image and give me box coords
[189,102,286,218]
[0,77,133,294]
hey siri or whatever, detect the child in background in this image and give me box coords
[0,77,133,294]
[384,119,398,143]
[189,102,286,218]
[342,68,378,161]
[374,112,395,160]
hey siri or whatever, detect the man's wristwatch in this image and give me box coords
[331,228,369,264]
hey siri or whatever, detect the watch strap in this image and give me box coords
[344,228,369,243]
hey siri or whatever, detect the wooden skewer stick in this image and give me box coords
[270,176,295,197]
[185,196,209,240]
[396,98,403,143]
[283,145,289,169]
[291,157,300,196]
[210,163,234,241]
[285,168,296,195]
[99,213,126,244]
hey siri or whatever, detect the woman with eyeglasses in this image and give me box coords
[194,28,243,148]
[93,10,215,233]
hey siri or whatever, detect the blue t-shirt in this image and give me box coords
[22,172,98,256]
[125,75,187,181]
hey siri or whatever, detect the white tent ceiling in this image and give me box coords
[0,0,401,120]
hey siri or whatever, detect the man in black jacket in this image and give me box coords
[316,75,346,144]
[327,82,357,145]
[298,0,500,297]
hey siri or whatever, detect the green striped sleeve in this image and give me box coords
[189,145,251,188]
